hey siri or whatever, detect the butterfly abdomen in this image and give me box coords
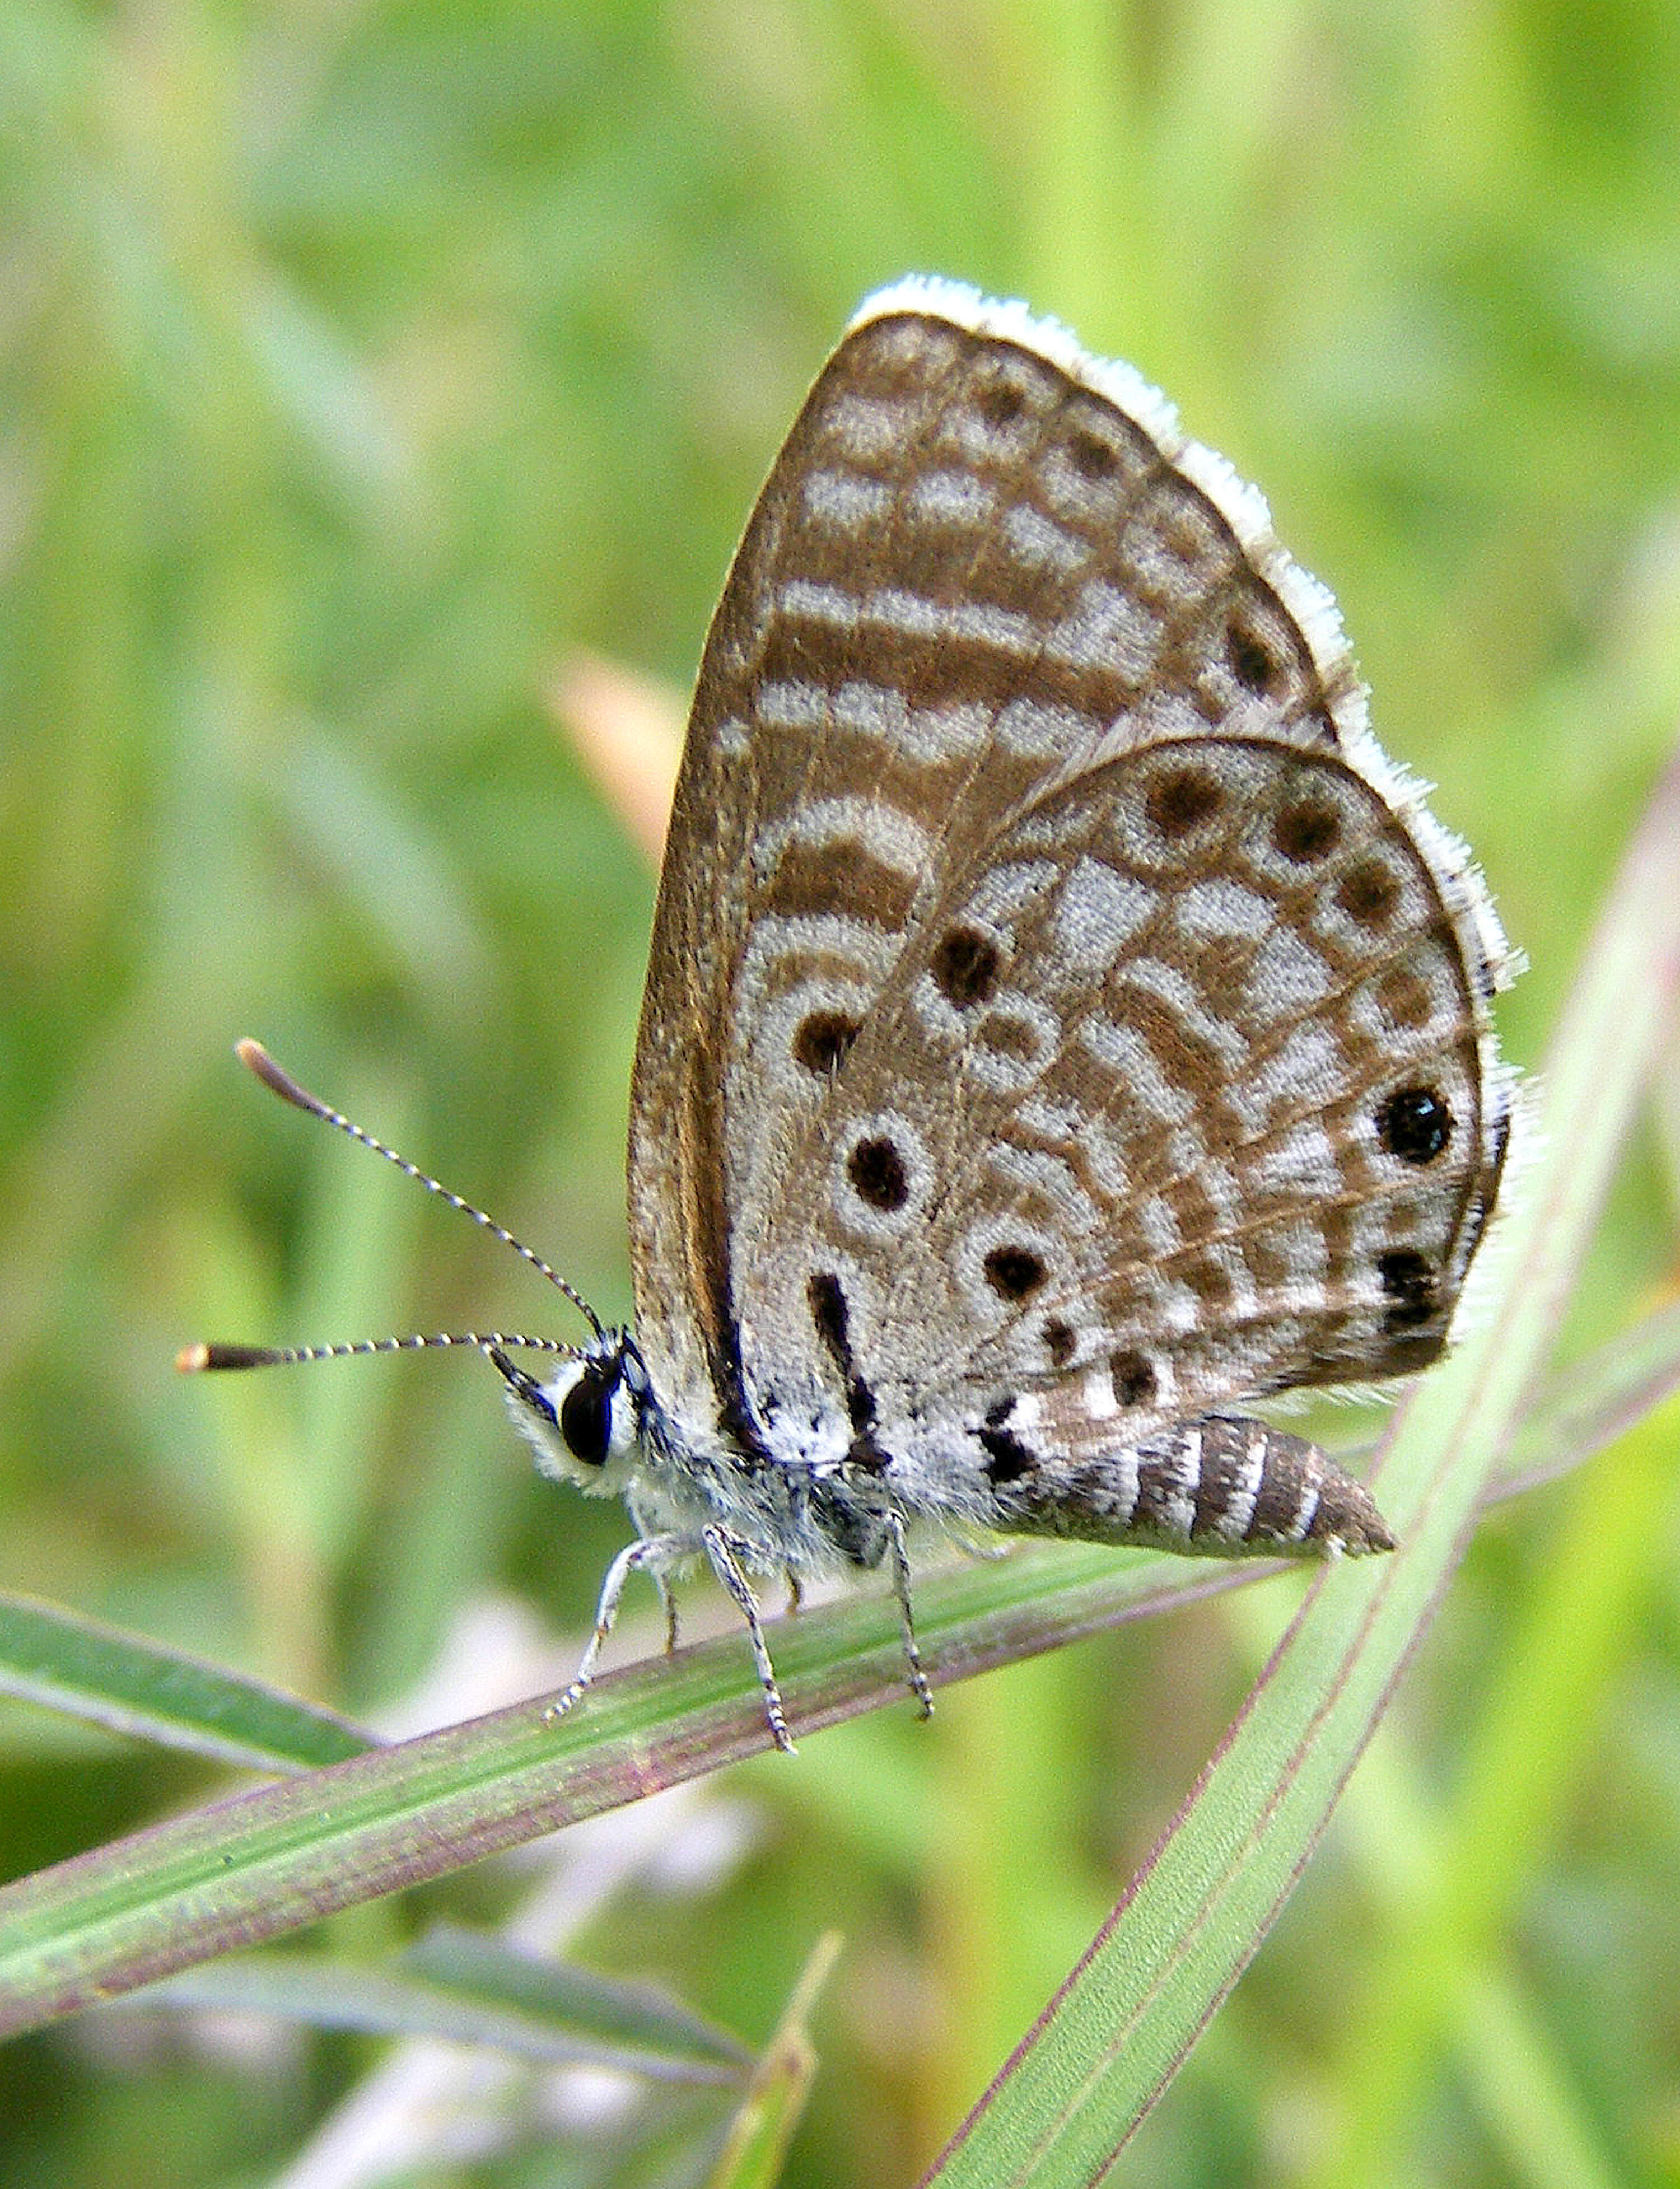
[987,1415,1395,1558]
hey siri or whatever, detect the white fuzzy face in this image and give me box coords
[501,1343,645,1498]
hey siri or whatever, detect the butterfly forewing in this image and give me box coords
[628,278,1511,1530]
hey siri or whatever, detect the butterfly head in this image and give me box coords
[488,1332,648,1496]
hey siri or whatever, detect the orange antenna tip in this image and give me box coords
[177,1341,291,1373]
[235,1039,326,1118]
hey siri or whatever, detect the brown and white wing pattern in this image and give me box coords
[626,276,1515,1555]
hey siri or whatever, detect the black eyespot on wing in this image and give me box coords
[808,1269,881,1449]
[793,1011,860,1074]
[560,1360,619,1465]
[931,927,1000,1007]
[1378,1085,1453,1164]
[808,1271,850,1361]
[1110,1350,1157,1407]
[1377,1248,1436,1332]
[1043,1318,1076,1369]
[984,1245,1047,1301]
[978,1398,1035,1485]
[849,1136,909,1211]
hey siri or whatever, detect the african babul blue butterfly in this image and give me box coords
[185,278,1515,1752]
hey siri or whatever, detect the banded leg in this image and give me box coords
[657,1572,681,1656]
[544,1532,689,1724]
[703,1524,795,1753]
[886,1511,933,1719]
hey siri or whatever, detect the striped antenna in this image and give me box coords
[178,1331,577,1374]
[177,1039,603,1376]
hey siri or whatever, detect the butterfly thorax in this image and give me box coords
[505,1329,907,1576]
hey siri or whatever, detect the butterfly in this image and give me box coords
[194,279,1515,1753]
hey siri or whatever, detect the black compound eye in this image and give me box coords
[560,1361,619,1465]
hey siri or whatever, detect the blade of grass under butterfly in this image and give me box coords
[0,1544,1320,2036]
[4,1264,1667,1784]
[35,1291,1655,1785]
[921,741,1680,2186]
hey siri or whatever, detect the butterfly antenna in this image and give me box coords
[235,1039,604,1333]
[178,1331,578,1374]
[177,1039,607,1376]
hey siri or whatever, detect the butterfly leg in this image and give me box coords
[702,1524,795,1753]
[885,1511,934,1720]
[784,1568,804,1616]
[657,1573,682,1656]
[545,1533,685,1725]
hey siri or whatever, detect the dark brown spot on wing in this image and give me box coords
[792,1011,861,1074]
[931,926,1001,1007]
[848,1137,909,1211]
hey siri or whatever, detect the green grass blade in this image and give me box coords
[0,1591,372,1771]
[0,1541,1294,2037]
[1491,1296,1680,1508]
[138,1930,750,2081]
[703,1933,842,2189]
[1303,1386,1680,2188]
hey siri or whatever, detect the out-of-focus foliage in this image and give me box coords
[3,2,1678,2182]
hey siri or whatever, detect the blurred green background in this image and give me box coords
[3,1,1679,2183]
